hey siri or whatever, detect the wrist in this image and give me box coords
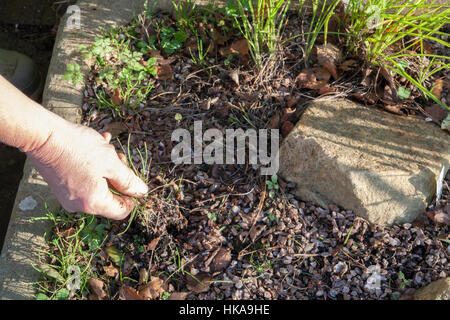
[20,104,65,155]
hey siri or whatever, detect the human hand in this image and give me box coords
[27,120,148,220]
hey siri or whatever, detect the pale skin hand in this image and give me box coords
[0,75,148,220]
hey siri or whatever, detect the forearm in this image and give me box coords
[0,75,63,153]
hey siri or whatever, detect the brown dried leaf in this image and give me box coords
[281,107,296,123]
[286,97,298,108]
[384,105,404,115]
[313,67,331,82]
[103,263,119,278]
[316,44,342,80]
[220,39,249,56]
[352,91,377,105]
[433,212,450,226]
[214,29,230,45]
[339,59,358,71]
[119,285,145,300]
[424,104,448,122]
[103,122,128,138]
[112,88,123,106]
[139,277,164,300]
[432,79,444,99]
[229,70,240,86]
[147,237,160,251]
[296,69,328,90]
[186,272,213,294]
[249,224,267,242]
[318,85,336,95]
[268,112,281,129]
[383,85,398,102]
[88,278,107,300]
[210,248,232,272]
[156,64,173,81]
[138,268,148,285]
[169,292,189,300]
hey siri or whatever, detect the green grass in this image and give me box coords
[227,0,292,69]
[295,0,449,111]
[343,0,450,110]
[31,206,108,300]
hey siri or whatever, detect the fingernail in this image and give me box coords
[137,180,148,195]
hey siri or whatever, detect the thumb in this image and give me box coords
[107,158,148,198]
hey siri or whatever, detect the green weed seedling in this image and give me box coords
[160,26,187,54]
[63,63,83,86]
[266,174,279,197]
[32,207,107,300]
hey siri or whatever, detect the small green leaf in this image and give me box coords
[271,175,278,184]
[54,288,70,300]
[35,293,50,300]
[105,246,123,265]
[40,264,64,283]
[397,60,408,72]
[174,30,187,43]
[397,86,411,100]
[441,113,450,130]
[175,113,183,121]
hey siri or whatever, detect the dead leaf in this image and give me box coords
[138,268,148,285]
[424,104,448,122]
[434,211,450,226]
[432,79,444,99]
[352,91,377,105]
[249,224,267,242]
[296,69,328,90]
[210,248,231,272]
[318,85,336,95]
[139,277,164,300]
[316,44,342,80]
[59,227,76,238]
[147,237,160,251]
[186,272,213,294]
[339,59,358,71]
[169,292,189,300]
[156,64,173,81]
[280,107,296,123]
[103,122,128,138]
[112,88,123,106]
[88,278,107,300]
[103,263,119,278]
[213,29,230,45]
[281,121,295,138]
[229,70,240,86]
[119,286,144,300]
[313,67,331,82]
[268,112,281,129]
[286,96,298,108]
[220,39,249,56]
[384,105,404,115]
[383,85,398,102]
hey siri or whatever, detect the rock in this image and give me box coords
[414,277,450,300]
[279,100,450,226]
